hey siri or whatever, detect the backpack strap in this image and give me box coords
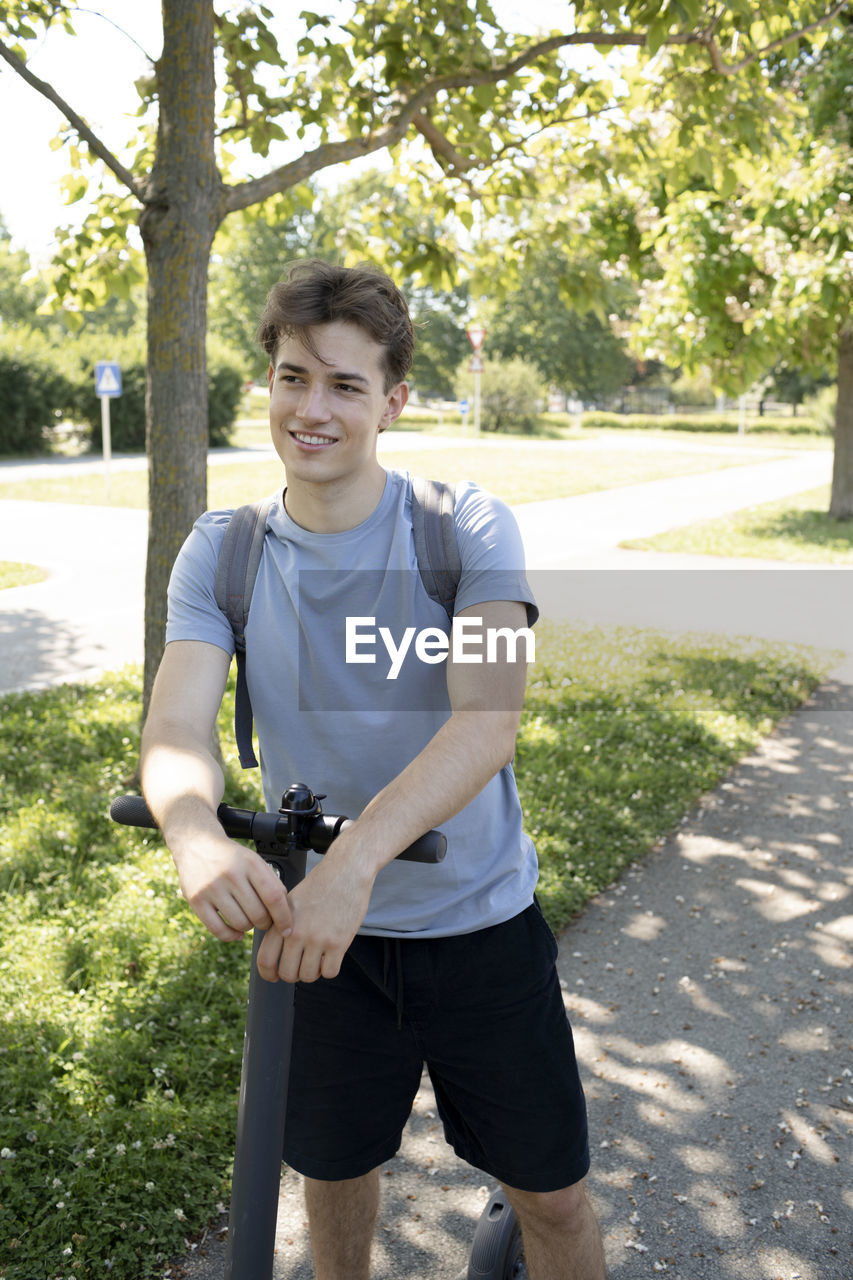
[213,499,273,769]
[410,476,461,620]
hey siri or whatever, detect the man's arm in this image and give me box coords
[140,639,292,943]
[257,599,530,985]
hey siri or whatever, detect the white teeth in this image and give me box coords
[293,432,335,446]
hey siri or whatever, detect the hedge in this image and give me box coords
[0,343,245,456]
[0,350,74,455]
[72,357,245,452]
[581,409,825,435]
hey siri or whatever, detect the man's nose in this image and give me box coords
[296,382,332,423]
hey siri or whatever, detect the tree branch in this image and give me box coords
[699,1,850,75]
[74,6,157,65]
[411,111,478,172]
[220,8,847,212]
[0,38,145,199]
[224,31,648,210]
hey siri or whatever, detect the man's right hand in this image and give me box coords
[140,640,294,944]
[172,830,293,942]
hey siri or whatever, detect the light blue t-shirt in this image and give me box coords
[165,468,539,937]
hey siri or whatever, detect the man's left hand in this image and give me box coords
[255,837,375,983]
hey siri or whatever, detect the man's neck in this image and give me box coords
[283,465,387,533]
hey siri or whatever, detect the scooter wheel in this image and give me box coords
[467,1188,524,1279]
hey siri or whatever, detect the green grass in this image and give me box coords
[623,484,853,563]
[0,562,49,590]
[0,627,829,1278]
[521,622,826,925]
[0,435,788,511]
[0,671,263,1280]
[377,442,783,507]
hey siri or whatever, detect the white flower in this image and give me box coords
[174,1207,186,1221]
[0,1148,15,1159]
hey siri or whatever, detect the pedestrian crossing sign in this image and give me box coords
[95,361,122,398]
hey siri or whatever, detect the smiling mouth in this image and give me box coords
[290,431,337,448]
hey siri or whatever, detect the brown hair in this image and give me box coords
[256,259,414,391]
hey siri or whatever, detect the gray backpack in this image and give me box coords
[214,477,460,767]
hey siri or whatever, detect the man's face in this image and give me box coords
[267,321,407,488]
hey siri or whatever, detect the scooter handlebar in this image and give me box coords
[109,794,446,864]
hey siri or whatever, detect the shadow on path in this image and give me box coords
[570,676,853,1278]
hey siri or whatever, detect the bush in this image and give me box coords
[78,362,148,452]
[580,410,822,435]
[456,357,545,432]
[0,337,73,455]
[207,353,246,447]
[75,348,245,452]
[803,384,837,435]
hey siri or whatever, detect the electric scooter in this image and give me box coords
[111,782,523,1279]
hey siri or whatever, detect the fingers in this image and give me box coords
[182,847,293,942]
[248,859,293,934]
[193,890,263,941]
[254,852,373,982]
[255,930,344,985]
[279,942,342,984]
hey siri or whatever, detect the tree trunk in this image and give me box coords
[139,0,226,714]
[829,320,853,520]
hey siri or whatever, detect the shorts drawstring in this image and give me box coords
[382,937,405,1030]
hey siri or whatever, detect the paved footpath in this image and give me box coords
[1,441,850,1278]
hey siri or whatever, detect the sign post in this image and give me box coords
[94,362,122,497]
[465,325,487,435]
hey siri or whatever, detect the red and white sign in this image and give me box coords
[468,354,484,373]
[466,324,487,351]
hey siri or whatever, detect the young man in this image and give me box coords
[140,260,606,1280]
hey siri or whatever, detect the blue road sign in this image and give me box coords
[95,361,122,398]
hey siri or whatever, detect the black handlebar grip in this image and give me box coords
[328,819,447,864]
[109,796,256,839]
[109,794,158,829]
[398,830,447,863]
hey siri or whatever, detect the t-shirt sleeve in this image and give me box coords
[164,509,236,655]
[451,482,539,626]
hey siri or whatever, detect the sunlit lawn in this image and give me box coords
[0,561,49,590]
[0,429,791,510]
[623,484,853,564]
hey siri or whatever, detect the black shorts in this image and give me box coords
[283,901,591,1193]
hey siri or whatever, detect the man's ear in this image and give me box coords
[267,362,275,392]
[379,381,409,432]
